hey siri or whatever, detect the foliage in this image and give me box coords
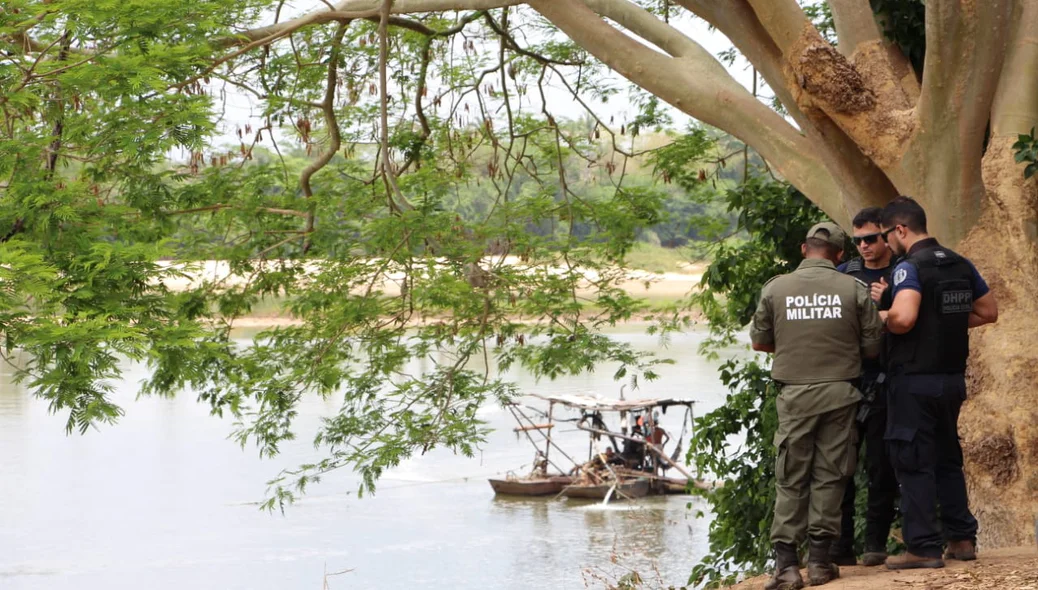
[0,0,252,433]
[689,359,780,587]
[0,2,723,509]
[870,0,927,73]
[0,4,1030,590]
[803,2,836,44]
[1012,127,1038,180]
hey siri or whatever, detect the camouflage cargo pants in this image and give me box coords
[770,400,858,546]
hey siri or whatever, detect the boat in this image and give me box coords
[608,468,717,495]
[494,391,705,503]
[661,476,691,495]
[561,477,650,500]
[488,474,573,496]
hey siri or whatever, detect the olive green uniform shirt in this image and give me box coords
[750,258,883,418]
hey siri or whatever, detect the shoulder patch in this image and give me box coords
[893,267,908,287]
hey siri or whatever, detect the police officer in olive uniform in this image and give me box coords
[832,208,901,567]
[877,197,998,570]
[751,222,884,589]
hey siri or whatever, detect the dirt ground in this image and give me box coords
[727,546,1038,590]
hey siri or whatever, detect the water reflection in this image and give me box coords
[0,326,747,589]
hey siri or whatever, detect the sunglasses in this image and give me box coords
[879,225,902,241]
[852,233,882,246]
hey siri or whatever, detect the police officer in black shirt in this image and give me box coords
[832,207,900,567]
[877,197,998,569]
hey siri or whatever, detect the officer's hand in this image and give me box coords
[871,277,888,303]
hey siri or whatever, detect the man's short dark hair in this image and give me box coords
[852,207,883,229]
[805,237,840,258]
[880,196,927,233]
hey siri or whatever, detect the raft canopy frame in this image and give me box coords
[526,392,696,413]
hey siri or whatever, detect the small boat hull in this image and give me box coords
[489,475,573,496]
[562,478,650,500]
[660,476,691,495]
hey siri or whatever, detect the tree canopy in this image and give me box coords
[4,0,1038,579]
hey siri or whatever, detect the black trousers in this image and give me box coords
[837,402,899,552]
[885,373,978,558]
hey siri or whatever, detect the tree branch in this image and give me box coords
[830,0,919,104]
[300,23,349,254]
[583,0,699,58]
[686,0,915,197]
[743,0,811,54]
[165,205,309,218]
[362,15,436,35]
[829,0,882,53]
[219,8,371,49]
[530,0,848,223]
[1,30,72,243]
[672,1,801,125]
[903,0,1014,241]
[483,12,584,66]
[233,0,521,46]
[45,31,72,178]
[601,0,896,219]
[655,0,900,218]
[3,10,88,58]
[378,0,412,215]
[990,0,1038,136]
[917,0,1013,136]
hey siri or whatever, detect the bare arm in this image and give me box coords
[969,292,998,327]
[752,342,776,353]
[885,289,922,334]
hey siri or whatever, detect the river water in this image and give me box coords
[0,326,748,589]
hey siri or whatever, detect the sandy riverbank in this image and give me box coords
[158,258,708,327]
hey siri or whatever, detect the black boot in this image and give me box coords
[807,537,840,586]
[829,541,857,566]
[861,539,888,567]
[764,542,804,590]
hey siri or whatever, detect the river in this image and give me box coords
[0,326,748,589]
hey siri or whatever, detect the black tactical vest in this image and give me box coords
[842,257,894,375]
[887,242,974,375]
[842,257,898,309]
[842,257,865,276]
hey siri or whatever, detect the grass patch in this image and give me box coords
[621,243,701,274]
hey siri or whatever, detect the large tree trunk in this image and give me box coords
[742,0,1037,547]
[924,0,1038,548]
[957,139,1038,548]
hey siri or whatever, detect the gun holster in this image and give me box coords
[856,372,886,424]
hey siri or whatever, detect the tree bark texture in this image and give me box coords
[957,138,1038,549]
